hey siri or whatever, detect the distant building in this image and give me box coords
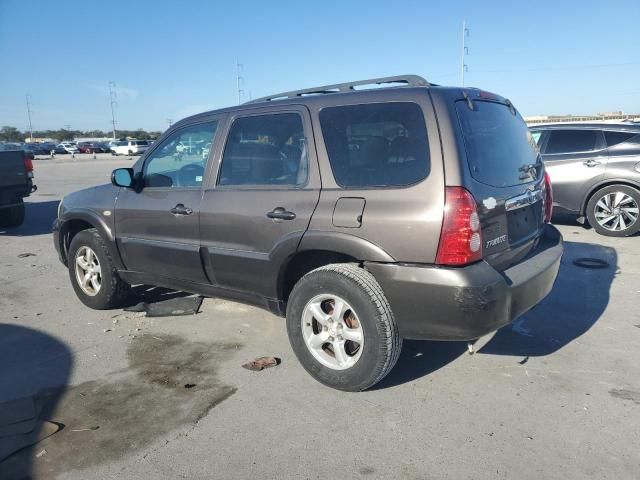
[525,111,640,125]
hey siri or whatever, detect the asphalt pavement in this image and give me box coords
[1,155,638,479]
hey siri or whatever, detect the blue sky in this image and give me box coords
[1,0,639,132]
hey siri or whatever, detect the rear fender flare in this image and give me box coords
[298,230,396,263]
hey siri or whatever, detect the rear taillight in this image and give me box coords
[436,187,483,266]
[23,154,34,173]
[543,171,553,223]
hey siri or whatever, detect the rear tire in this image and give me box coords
[586,185,640,237]
[0,200,25,228]
[68,228,129,309]
[286,264,401,391]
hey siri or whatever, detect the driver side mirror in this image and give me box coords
[111,168,134,188]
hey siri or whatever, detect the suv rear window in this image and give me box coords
[319,102,430,187]
[455,100,540,187]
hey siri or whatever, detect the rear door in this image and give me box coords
[454,95,546,270]
[114,120,221,283]
[199,106,320,298]
[540,128,607,211]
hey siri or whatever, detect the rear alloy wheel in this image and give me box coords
[587,185,640,237]
[301,294,365,370]
[286,264,401,391]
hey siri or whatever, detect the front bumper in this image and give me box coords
[365,225,563,341]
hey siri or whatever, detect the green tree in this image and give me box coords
[0,126,23,142]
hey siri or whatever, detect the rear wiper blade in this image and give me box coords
[518,163,540,181]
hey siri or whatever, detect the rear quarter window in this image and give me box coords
[319,102,430,188]
[605,131,638,147]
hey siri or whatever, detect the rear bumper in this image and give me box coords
[365,225,563,340]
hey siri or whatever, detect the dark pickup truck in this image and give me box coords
[0,149,36,227]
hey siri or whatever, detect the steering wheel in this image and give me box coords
[177,163,204,187]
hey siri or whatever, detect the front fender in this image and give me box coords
[57,209,125,269]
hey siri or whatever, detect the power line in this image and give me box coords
[473,61,640,74]
[109,81,118,139]
[25,94,33,141]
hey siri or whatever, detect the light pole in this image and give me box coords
[109,81,118,139]
[25,94,33,141]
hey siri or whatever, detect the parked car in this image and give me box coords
[531,122,640,236]
[58,143,79,154]
[22,143,49,155]
[93,142,111,153]
[0,148,36,227]
[53,75,563,391]
[39,142,65,155]
[111,140,149,156]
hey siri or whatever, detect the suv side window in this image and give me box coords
[545,130,599,154]
[218,113,307,186]
[144,121,218,188]
[319,102,430,188]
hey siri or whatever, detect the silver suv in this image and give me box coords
[54,75,563,391]
[531,123,640,236]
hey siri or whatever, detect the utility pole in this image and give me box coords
[25,94,33,141]
[461,20,469,87]
[167,118,173,129]
[109,81,118,139]
[236,62,244,104]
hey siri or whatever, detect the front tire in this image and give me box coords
[68,229,129,309]
[586,185,640,237]
[286,264,401,391]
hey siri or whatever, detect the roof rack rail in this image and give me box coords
[246,74,430,104]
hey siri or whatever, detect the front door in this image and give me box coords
[200,107,320,298]
[541,128,607,212]
[114,120,221,283]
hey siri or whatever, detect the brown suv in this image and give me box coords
[53,75,563,391]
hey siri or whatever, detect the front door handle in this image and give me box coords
[583,159,602,167]
[170,204,193,216]
[266,207,296,221]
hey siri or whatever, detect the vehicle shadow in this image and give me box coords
[122,285,193,308]
[375,240,616,389]
[0,200,59,237]
[0,324,72,479]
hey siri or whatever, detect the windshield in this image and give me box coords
[455,100,540,187]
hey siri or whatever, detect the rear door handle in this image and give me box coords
[170,204,193,216]
[266,207,296,220]
[583,159,602,167]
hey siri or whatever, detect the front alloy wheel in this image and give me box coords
[74,246,102,296]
